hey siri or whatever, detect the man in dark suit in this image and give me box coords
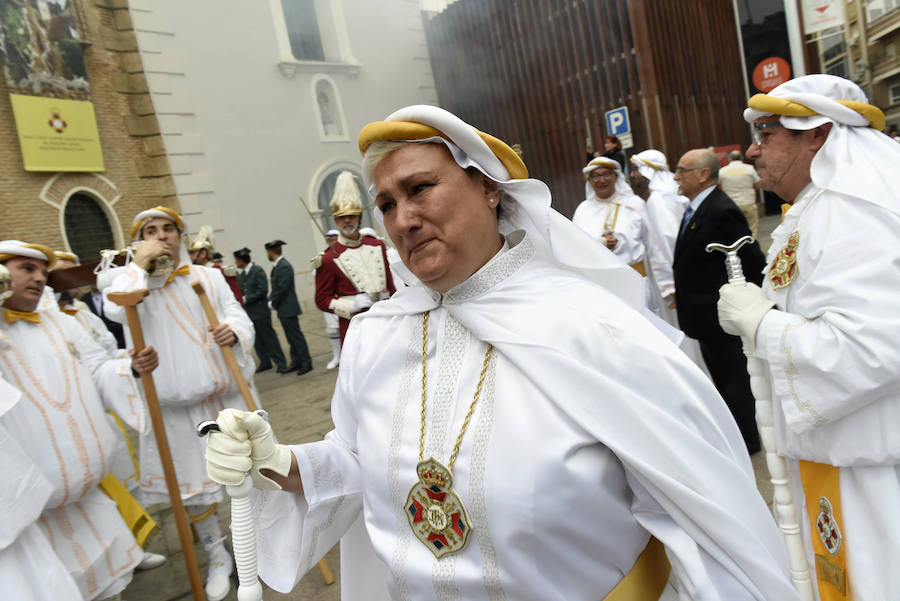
[672,148,765,454]
[233,247,287,373]
[81,286,126,349]
[265,240,312,375]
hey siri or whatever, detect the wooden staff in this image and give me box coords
[192,282,257,412]
[107,290,207,601]
[191,282,335,586]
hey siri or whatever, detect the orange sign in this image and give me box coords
[752,57,792,93]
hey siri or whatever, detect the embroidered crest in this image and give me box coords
[67,341,80,360]
[769,230,799,289]
[816,496,842,556]
[405,458,472,558]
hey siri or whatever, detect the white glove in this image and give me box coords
[717,282,775,351]
[351,292,374,313]
[205,409,292,490]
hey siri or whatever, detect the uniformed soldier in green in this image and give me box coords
[233,247,287,373]
[265,240,313,375]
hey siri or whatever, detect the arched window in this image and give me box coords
[315,169,373,233]
[63,193,115,263]
[280,0,324,61]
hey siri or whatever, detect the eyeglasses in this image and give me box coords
[588,170,616,181]
[752,121,782,146]
[674,166,701,174]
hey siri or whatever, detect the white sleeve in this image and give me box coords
[614,206,646,265]
[101,264,148,325]
[0,419,53,549]
[627,472,777,601]
[645,195,680,297]
[254,324,365,592]
[58,313,147,433]
[756,199,900,432]
[197,266,257,382]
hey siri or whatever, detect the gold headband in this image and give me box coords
[748,94,886,131]
[634,157,663,171]
[0,243,57,267]
[129,206,184,239]
[358,121,529,180]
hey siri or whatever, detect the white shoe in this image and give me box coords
[136,551,166,570]
[326,357,340,370]
[205,548,233,601]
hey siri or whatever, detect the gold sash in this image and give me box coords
[798,460,850,600]
[629,261,647,277]
[603,536,670,601]
[98,472,157,546]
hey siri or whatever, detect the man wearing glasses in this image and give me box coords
[718,74,900,600]
[671,148,765,455]
[572,156,648,276]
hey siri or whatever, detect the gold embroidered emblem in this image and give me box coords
[769,231,799,290]
[405,458,472,558]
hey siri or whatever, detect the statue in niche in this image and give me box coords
[316,80,343,137]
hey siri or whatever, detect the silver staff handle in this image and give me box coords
[706,238,815,601]
[198,415,266,601]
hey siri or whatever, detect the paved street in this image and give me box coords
[124,212,781,601]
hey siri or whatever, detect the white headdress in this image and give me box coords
[630,149,679,197]
[581,156,637,202]
[358,105,643,309]
[0,240,56,267]
[744,74,900,214]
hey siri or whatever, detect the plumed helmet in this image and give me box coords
[189,225,215,253]
[330,171,364,217]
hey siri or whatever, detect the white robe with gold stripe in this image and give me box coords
[755,184,900,600]
[104,262,258,506]
[0,312,143,599]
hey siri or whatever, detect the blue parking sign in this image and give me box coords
[605,106,630,137]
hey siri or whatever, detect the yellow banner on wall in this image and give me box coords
[9,94,104,172]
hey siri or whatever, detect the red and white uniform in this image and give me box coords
[315,234,396,344]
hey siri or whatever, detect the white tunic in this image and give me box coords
[642,190,709,376]
[104,262,258,506]
[572,192,646,266]
[65,303,141,491]
[0,373,83,601]
[755,184,900,600]
[252,233,799,601]
[0,311,144,599]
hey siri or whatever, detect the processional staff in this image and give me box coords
[106,288,208,601]
[191,281,335,590]
[707,236,814,601]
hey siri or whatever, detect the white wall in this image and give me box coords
[129,0,437,305]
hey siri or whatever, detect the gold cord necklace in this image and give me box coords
[405,311,493,558]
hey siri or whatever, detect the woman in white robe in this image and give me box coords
[206,106,800,601]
